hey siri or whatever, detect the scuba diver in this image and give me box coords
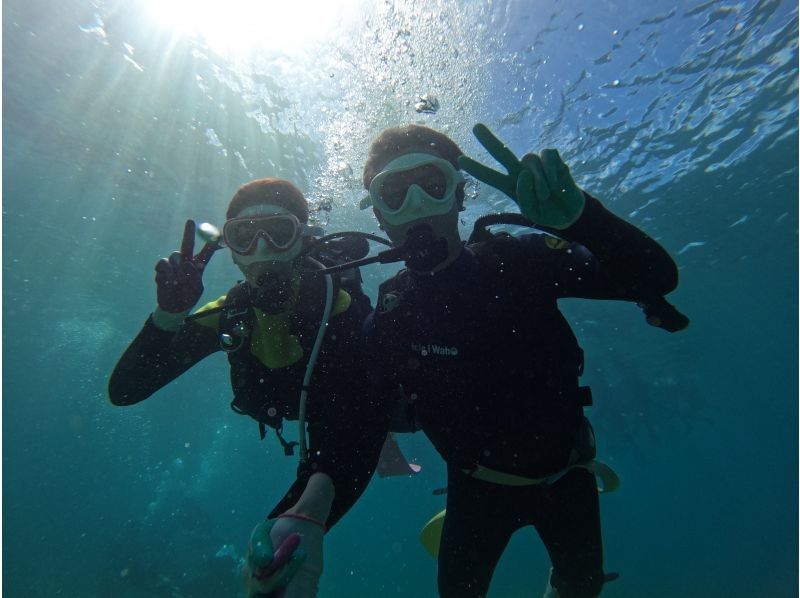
[108,178,390,598]
[357,124,687,597]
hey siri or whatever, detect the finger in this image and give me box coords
[168,251,184,268]
[540,149,561,190]
[520,153,551,201]
[552,149,576,184]
[253,550,307,593]
[457,155,514,196]
[193,242,217,270]
[249,520,277,569]
[273,552,307,588]
[180,220,196,261]
[155,258,172,274]
[472,123,522,173]
[257,534,301,580]
[154,258,176,285]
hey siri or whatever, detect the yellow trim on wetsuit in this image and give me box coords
[544,235,571,250]
[192,296,226,328]
[464,461,619,491]
[191,288,352,369]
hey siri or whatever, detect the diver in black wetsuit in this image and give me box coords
[108,178,385,598]
[360,124,687,598]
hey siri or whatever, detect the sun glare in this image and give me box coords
[147,0,364,58]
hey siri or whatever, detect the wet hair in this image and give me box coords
[226,178,309,222]
[362,125,465,207]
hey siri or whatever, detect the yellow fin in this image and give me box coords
[419,509,447,558]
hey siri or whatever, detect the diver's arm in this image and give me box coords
[108,316,218,406]
[268,312,390,529]
[283,473,335,520]
[545,192,679,300]
[315,297,388,527]
[458,123,683,326]
[268,388,389,529]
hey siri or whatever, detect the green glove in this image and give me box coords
[247,519,306,597]
[458,123,586,230]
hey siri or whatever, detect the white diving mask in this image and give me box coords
[368,153,464,227]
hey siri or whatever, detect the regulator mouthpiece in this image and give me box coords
[402,225,449,272]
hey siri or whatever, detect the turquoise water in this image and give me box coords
[3,0,797,596]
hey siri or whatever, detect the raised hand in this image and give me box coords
[154,220,216,314]
[458,123,585,229]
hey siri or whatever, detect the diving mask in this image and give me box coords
[369,154,464,226]
[223,209,322,264]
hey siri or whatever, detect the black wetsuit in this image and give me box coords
[109,273,384,528]
[365,194,679,597]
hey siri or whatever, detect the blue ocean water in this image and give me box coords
[3,0,797,596]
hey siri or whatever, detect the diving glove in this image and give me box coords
[459,123,585,229]
[247,519,307,598]
[153,219,217,330]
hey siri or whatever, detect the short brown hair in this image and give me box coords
[362,125,463,190]
[226,178,309,222]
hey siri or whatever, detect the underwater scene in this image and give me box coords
[3,0,798,596]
